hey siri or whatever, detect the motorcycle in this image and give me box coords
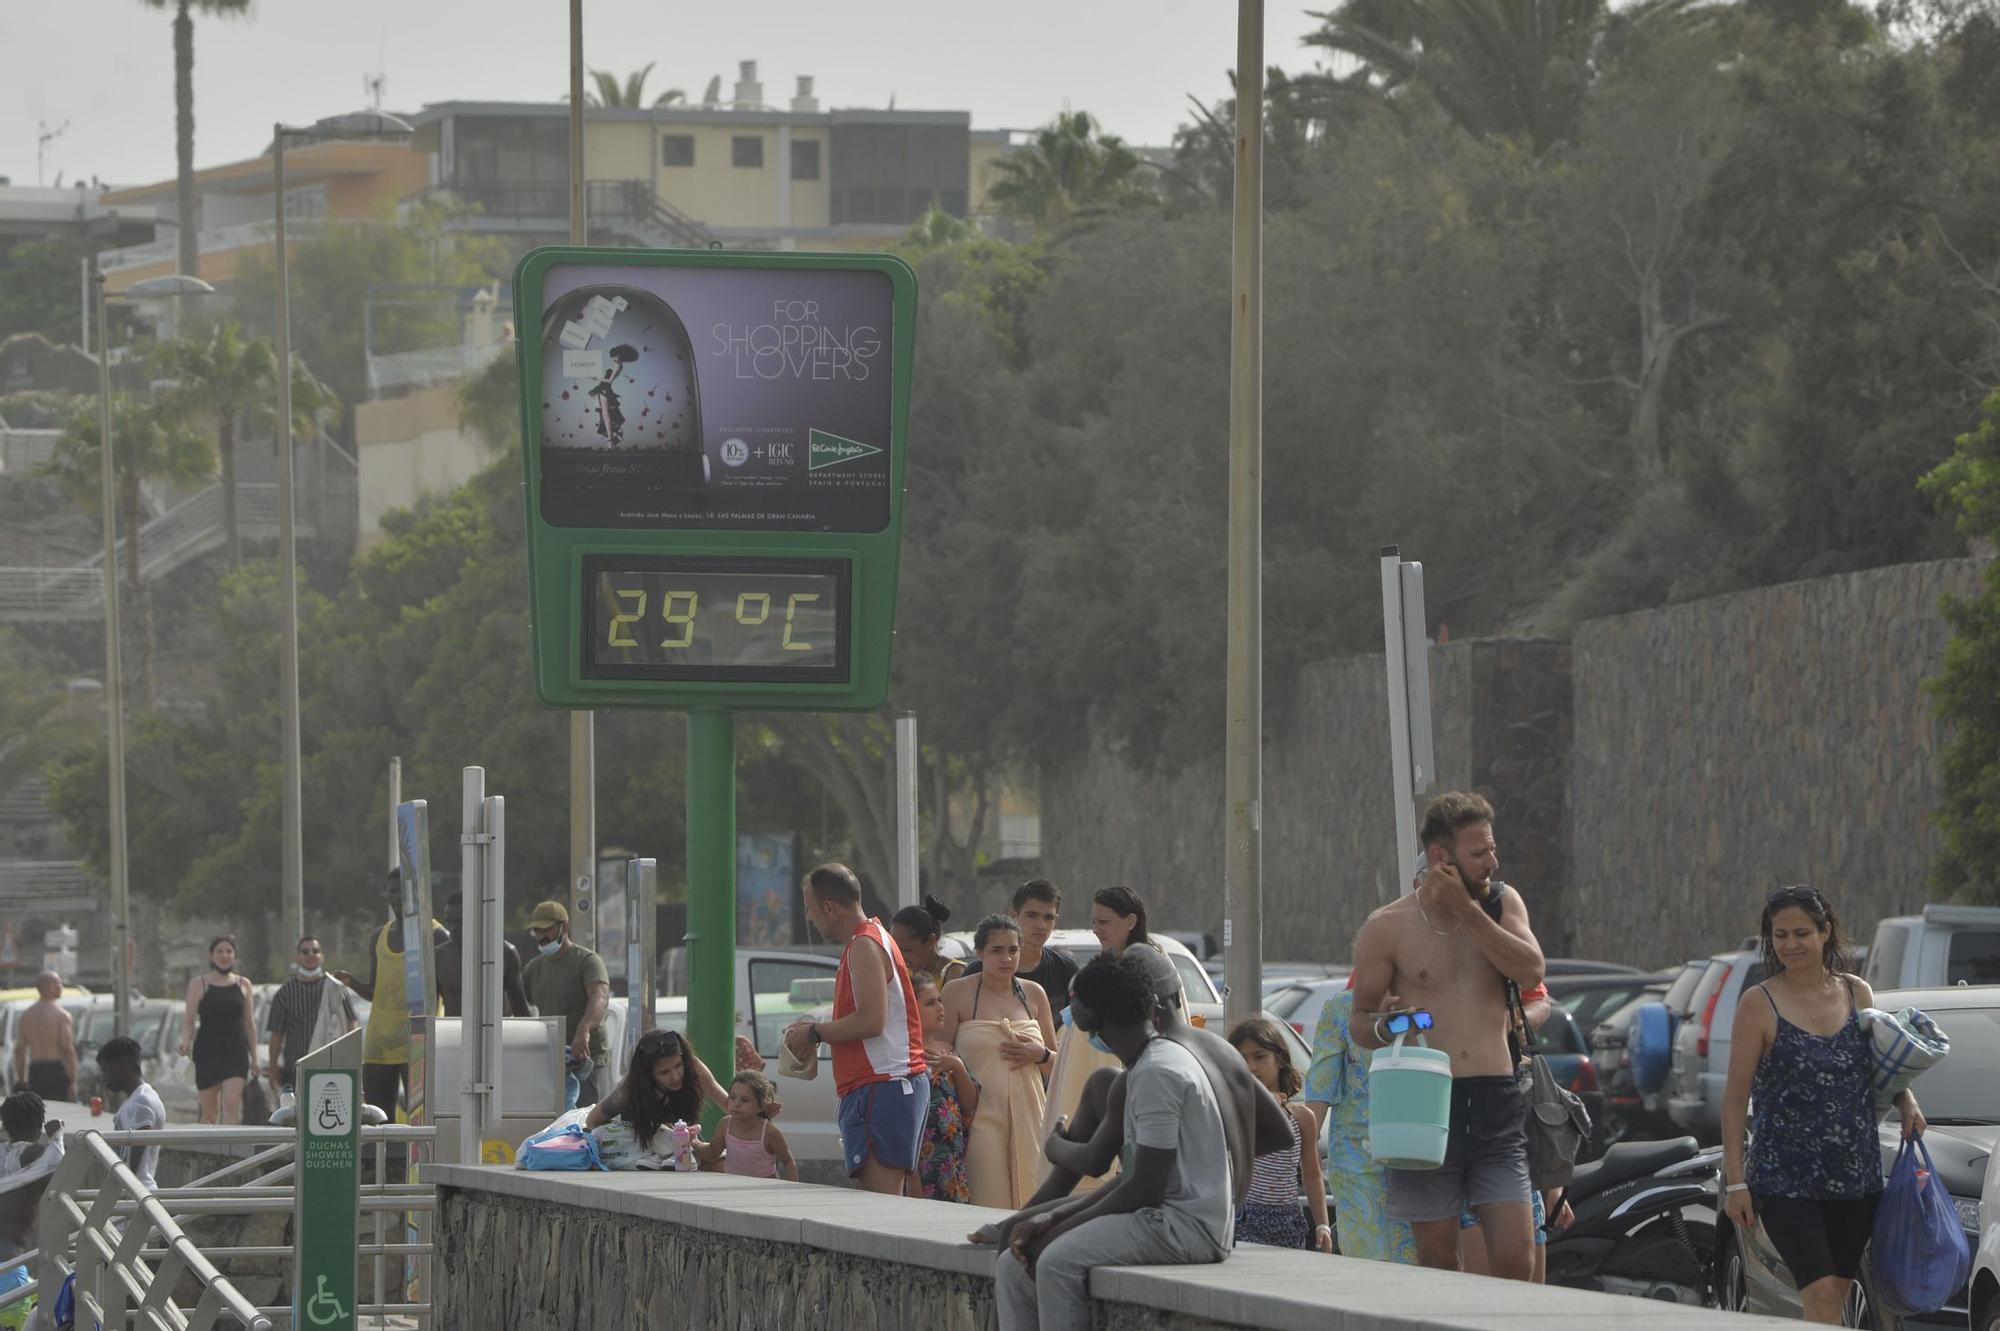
[1544,1135,1721,1306]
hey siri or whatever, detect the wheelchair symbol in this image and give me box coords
[317,1098,344,1132]
[305,1275,347,1325]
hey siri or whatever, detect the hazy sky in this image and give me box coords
[4,1,1328,190]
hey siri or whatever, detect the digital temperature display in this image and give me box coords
[581,556,850,683]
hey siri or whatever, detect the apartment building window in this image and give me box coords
[662,134,695,167]
[790,140,821,182]
[282,183,328,221]
[732,135,764,168]
[830,123,969,224]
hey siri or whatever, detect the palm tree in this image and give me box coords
[587,64,686,109]
[1304,0,1709,155]
[985,111,1157,225]
[137,0,255,281]
[153,320,275,568]
[44,396,215,703]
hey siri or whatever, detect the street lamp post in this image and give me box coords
[271,111,412,950]
[95,270,216,1038]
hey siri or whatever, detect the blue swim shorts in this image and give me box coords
[836,1074,930,1177]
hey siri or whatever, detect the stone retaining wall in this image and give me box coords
[433,1164,1791,1331]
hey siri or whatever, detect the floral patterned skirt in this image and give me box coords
[917,1073,970,1203]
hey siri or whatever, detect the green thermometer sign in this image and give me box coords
[515,247,916,711]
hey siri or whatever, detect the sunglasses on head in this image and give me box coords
[1766,885,1821,907]
[1383,1010,1434,1036]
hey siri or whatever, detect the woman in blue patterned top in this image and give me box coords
[1721,885,1925,1325]
[1304,988,1415,1263]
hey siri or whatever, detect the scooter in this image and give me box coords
[1544,1135,1721,1306]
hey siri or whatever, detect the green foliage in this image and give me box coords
[228,202,507,412]
[1922,392,2000,904]
[43,394,214,514]
[984,112,1158,225]
[0,237,86,345]
[587,64,685,108]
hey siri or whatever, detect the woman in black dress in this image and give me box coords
[178,935,259,1124]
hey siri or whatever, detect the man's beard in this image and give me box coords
[1451,853,1492,896]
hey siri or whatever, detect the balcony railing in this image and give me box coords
[95,218,332,275]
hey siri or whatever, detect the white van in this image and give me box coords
[1864,904,2000,990]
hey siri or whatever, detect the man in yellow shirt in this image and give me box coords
[333,869,450,1121]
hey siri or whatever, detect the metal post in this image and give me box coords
[1381,547,1418,893]
[480,794,505,1145]
[1221,0,1265,1028]
[622,857,657,1080]
[895,711,919,911]
[387,756,401,874]
[274,125,306,950]
[94,274,131,1040]
[458,768,484,1167]
[686,710,736,1121]
[566,0,597,954]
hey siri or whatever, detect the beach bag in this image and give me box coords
[1861,1007,1948,1110]
[1871,1137,1970,1316]
[591,1118,645,1170]
[0,1261,33,1330]
[777,1035,818,1081]
[517,1109,606,1172]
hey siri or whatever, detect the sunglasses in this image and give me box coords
[1383,1010,1434,1036]
[1766,885,1821,907]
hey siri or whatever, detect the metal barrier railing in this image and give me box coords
[1,1124,437,1329]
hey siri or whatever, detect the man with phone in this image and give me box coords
[1350,791,1547,1281]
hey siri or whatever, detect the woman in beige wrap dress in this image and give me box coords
[942,914,1055,1209]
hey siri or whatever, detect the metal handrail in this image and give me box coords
[37,1130,273,1330]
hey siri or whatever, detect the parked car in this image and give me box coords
[1865,904,2000,990]
[1550,970,1676,1038]
[1718,985,1999,1329]
[1266,977,1349,1041]
[1543,958,1645,977]
[1666,949,1768,1144]
[1529,1005,1607,1158]
[1597,960,1710,1144]
[1973,1121,2000,1331]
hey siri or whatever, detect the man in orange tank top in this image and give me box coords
[783,863,929,1195]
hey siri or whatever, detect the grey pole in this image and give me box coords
[895,712,919,911]
[1222,0,1265,1028]
[94,273,131,1039]
[1380,546,1418,893]
[566,0,598,950]
[273,125,306,950]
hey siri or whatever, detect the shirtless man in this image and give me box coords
[10,972,76,1103]
[1351,791,1545,1281]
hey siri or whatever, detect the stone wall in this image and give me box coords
[433,1165,1795,1331]
[1568,558,1987,967]
[1040,640,1571,964]
[1038,558,1985,968]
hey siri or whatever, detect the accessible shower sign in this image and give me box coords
[531,258,896,532]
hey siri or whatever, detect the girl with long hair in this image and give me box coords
[586,1029,733,1161]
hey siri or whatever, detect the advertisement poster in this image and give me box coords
[736,833,797,946]
[535,264,895,532]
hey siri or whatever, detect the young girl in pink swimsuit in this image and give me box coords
[697,1070,798,1182]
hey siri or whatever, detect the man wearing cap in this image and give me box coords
[523,900,611,1109]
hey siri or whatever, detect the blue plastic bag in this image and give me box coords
[1871,1137,1970,1315]
[516,1122,606,1172]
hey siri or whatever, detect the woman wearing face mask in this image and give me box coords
[179,935,259,1125]
[1721,885,1925,1325]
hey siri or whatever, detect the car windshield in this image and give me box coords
[1530,1010,1585,1056]
[1173,953,1219,1003]
[1904,1004,2000,1124]
[1563,983,1647,1031]
[1265,986,1308,1019]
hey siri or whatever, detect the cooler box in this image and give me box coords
[1368,1039,1453,1169]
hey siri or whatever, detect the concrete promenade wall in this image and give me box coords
[1038,558,1984,968]
[432,1164,1790,1331]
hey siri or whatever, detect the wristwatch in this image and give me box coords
[807,1023,821,1047]
[1040,1045,1053,1065]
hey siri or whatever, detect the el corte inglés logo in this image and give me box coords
[808,429,884,471]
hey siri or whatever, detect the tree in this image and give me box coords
[984,112,1157,225]
[1920,391,2000,905]
[1304,0,1712,155]
[0,632,89,803]
[228,203,506,412]
[136,0,254,281]
[587,64,685,108]
[0,237,86,345]
[41,395,214,704]
[153,321,275,567]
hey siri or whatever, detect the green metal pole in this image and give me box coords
[686,708,736,1130]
